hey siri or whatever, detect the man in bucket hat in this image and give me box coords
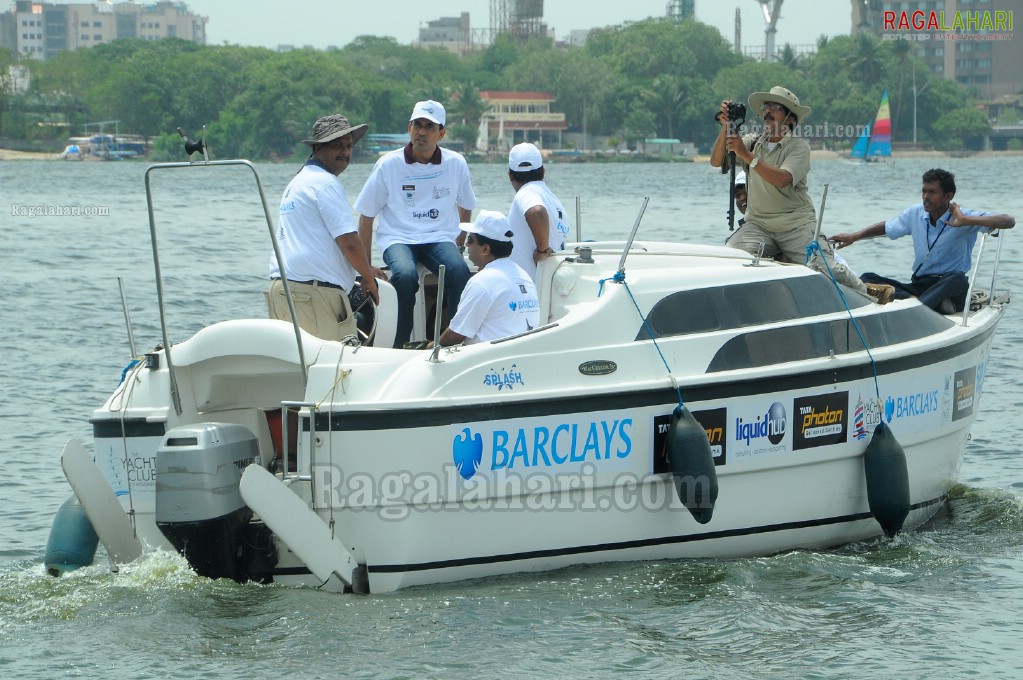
[709,86,886,302]
[427,210,538,348]
[266,113,380,341]
[355,99,477,348]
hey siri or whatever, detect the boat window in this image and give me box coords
[639,275,869,340]
[642,289,722,337]
[707,307,954,372]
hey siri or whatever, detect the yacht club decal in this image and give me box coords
[952,366,977,421]
[483,363,524,391]
[794,392,848,450]
[853,393,883,441]
[451,409,634,480]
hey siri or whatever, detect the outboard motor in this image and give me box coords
[156,423,275,581]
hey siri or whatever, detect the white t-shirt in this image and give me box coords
[354,145,477,254]
[448,258,540,344]
[507,180,569,279]
[269,161,358,290]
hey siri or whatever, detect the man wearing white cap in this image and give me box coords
[506,142,569,280]
[267,113,379,341]
[709,86,880,301]
[429,210,539,348]
[355,99,477,347]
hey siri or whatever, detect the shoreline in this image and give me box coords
[4,147,1021,163]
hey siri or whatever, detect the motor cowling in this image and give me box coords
[156,423,274,581]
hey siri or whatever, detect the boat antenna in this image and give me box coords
[810,183,826,259]
[117,276,138,359]
[575,195,582,242]
[428,264,447,363]
[616,197,650,277]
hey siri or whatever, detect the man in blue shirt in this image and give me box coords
[830,168,1014,313]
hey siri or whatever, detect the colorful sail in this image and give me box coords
[850,89,892,160]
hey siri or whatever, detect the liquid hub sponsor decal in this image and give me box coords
[733,401,788,459]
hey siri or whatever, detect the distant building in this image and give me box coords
[0,0,207,60]
[851,0,1023,97]
[478,90,568,150]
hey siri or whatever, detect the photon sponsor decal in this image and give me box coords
[451,409,634,481]
[794,392,848,450]
[952,366,977,421]
[733,401,788,459]
[852,394,883,441]
[653,407,727,470]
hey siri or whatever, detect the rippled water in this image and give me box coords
[2,155,1022,678]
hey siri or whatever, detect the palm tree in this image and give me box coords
[641,74,686,140]
[844,33,884,87]
[890,39,912,138]
[778,43,802,72]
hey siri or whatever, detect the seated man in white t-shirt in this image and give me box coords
[429,210,540,348]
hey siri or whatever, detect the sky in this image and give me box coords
[186,0,847,52]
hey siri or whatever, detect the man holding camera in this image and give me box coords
[709,86,879,300]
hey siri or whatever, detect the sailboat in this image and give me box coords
[849,89,892,163]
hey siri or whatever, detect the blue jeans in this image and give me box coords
[383,242,471,347]
[861,271,969,312]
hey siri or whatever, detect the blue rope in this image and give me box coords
[603,273,685,412]
[597,271,626,297]
[119,359,140,385]
[806,240,881,400]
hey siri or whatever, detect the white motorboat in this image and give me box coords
[45,155,1008,594]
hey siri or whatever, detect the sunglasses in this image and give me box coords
[465,235,478,245]
[760,102,786,113]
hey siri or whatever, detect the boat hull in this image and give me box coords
[85,302,995,592]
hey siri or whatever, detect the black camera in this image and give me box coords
[714,101,747,126]
[725,102,746,122]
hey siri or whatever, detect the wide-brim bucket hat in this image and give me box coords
[301,114,368,147]
[748,86,811,124]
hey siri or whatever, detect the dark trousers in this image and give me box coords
[860,271,969,312]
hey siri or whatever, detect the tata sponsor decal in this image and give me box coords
[451,409,635,481]
[794,392,848,450]
[653,407,727,471]
[952,366,977,421]
[733,401,788,459]
[852,394,883,441]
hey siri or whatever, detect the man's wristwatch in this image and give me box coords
[536,247,555,255]
[749,157,760,170]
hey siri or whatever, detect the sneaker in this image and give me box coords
[866,283,895,305]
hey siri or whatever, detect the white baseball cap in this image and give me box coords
[410,100,445,126]
[735,170,747,186]
[460,210,514,243]
[508,142,543,171]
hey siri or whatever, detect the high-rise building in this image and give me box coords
[0,1,207,60]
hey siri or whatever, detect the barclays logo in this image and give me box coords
[452,428,483,480]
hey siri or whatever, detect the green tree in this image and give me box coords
[932,107,990,150]
[843,33,884,87]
